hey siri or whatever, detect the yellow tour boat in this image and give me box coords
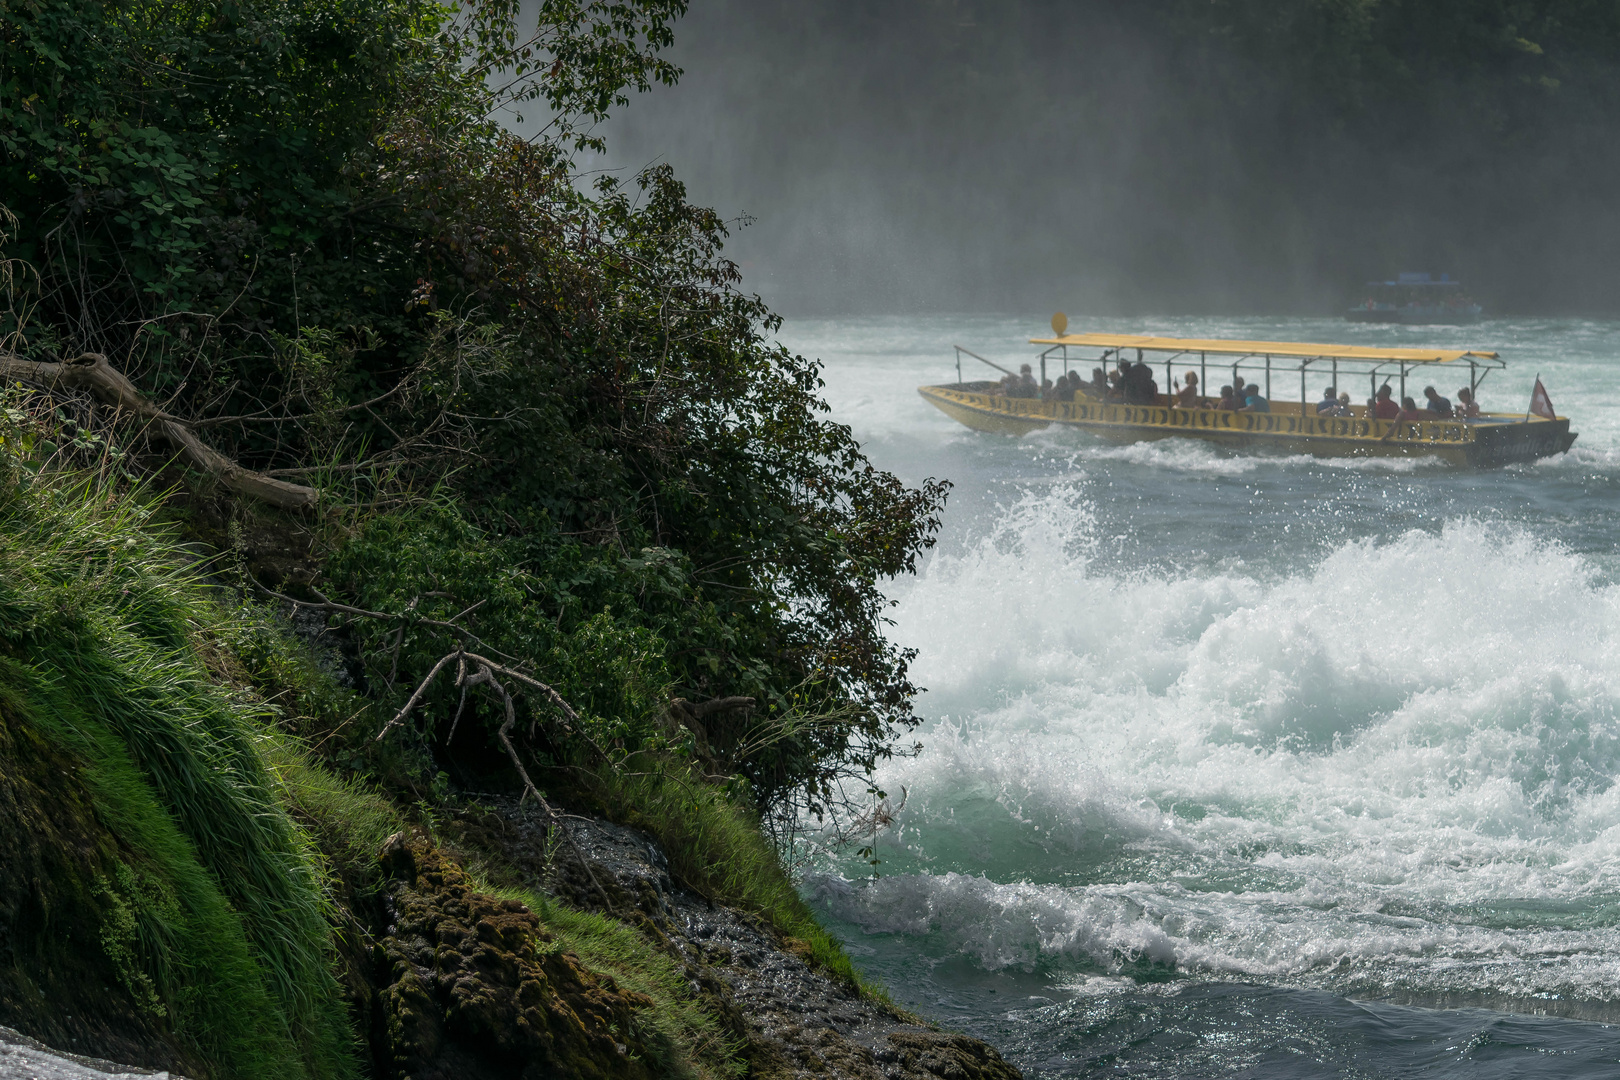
[918,322,1576,467]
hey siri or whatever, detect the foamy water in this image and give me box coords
[784,315,1620,1077]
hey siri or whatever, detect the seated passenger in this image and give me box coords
[1217,385,1239,411]
[1317,392,1350,417]
[1316,386,1339,414]
[1395,396,1426,422]
[1370,385,1399,419]
[1456,386,1481,417]
[1040,377,1055,400]
[1423,386,1453,417]
[1006,364,1037,398]
[1132,362,1161,404]
[1240,383,1270,412]
[1120,361,1155,404]
[1175,371,1200,407]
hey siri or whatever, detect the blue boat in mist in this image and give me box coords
[1347,272,1483,324]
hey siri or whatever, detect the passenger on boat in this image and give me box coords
[1122,362,1158,405]
[1116,361,1149,404]
[1140,363,1161,404]
[1003,364,1037,398]
[1140,369,1166,408]
[1175,371,1200,407]
[1317,390,1351,417]
[1395,396,1426,422]
[1423,386,1453,417]
[1217,385,1239,411]
[1240,384,1270,413]
[1090,367,1110,398]
[1370,385,1400,419]
[1456,387,1481,417]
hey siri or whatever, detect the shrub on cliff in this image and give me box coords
[1,0,945,820]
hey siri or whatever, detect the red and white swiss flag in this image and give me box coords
[1529,378,1557,420]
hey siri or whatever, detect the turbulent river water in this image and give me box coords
[785,314,1620,1078]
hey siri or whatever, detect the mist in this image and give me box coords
[586,0,1620,316]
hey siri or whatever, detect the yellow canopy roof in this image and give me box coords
[1029,332,1499,364]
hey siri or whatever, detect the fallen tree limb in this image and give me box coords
[0,351,318,509]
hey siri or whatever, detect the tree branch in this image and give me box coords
[0,351,318,509]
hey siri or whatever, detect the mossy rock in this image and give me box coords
[373,832,660,1080]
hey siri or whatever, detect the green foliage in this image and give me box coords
[0,458,357,1077]
[3,0,946,821]
[93,862,178,1019]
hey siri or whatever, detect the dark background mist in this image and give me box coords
[590,0,1620,316]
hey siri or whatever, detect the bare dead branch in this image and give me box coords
[373,645,582,745]
[257,583,482,644]
[0,351,318,509]
[376,649,461,742]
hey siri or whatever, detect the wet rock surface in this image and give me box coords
[458,800,1023,1080]
[0,1026,183,1080]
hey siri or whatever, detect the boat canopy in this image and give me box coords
[1027,333,1500,366]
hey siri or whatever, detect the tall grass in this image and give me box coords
[583,759,905,1010]
[0,467,357,1078]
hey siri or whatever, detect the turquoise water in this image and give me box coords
[787,315,1620,1077]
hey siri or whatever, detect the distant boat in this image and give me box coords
[920,328,1575,467]
[1347,273,1483,324]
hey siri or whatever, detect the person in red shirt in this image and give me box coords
[1369,385,1400,419]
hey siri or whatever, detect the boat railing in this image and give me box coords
[952,344,1017,384]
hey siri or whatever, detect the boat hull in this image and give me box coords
[918,385,1574,466]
